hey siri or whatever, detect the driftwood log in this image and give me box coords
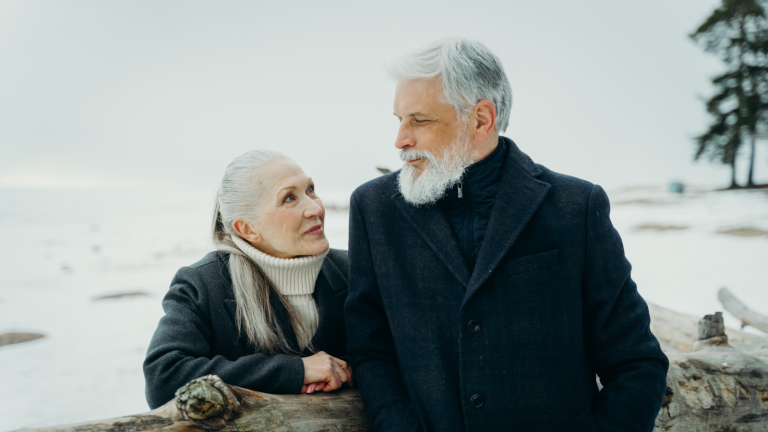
[654,311,768,431]
[718,287,768,334]
[13,304,768,432]
[18,375,370,432]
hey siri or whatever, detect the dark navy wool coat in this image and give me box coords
[440,138,508,271]
[143,249,348,409]
[345,139,669,432]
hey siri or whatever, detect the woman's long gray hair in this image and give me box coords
[212,150,310,354]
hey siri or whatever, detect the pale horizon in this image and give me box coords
[2,0,766,199]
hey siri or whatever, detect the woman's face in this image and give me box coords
[235,159,330,258]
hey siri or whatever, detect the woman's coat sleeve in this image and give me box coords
[143,265,304,409]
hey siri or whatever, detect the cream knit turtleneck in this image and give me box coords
[232,236,328,349]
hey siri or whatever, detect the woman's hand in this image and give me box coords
[300,351,353,394]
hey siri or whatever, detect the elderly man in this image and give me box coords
[344,37,669,432]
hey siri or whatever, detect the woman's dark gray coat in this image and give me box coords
[143,248,348,409]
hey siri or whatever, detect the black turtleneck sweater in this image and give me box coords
[439,137,508,273]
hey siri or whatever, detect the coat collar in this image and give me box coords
[462,138,550,308]
[222,252,347,355]
[391,138,550,299]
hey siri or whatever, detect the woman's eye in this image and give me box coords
[307,186,315,194]
[283,194,295,203]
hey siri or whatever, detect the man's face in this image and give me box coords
[393,78,465,176]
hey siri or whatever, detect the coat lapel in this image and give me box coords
[307,257,347,352]
[392,193,471,289]
[462,143,551,308]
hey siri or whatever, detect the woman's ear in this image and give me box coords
[233,218,262,244]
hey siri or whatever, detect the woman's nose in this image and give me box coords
[304,198,323,219]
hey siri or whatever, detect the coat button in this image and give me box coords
[467,319,482,333]
[470,394,484,408]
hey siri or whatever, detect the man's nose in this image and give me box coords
[395,123,415,150]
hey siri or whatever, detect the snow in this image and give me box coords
[608,186,768,330]
[1,186,767,431]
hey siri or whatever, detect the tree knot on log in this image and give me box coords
[693,312,730,351]
[174,375,241,429]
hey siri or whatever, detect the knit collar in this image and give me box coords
[231,235,328,296]
[462,136,508,188]
[441,137,508,202]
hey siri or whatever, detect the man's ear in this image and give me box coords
[233,218,262,244]
[472,100,497,142]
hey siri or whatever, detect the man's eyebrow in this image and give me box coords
[393,111,424,117]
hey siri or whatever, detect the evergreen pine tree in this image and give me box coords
[691,0,768,188]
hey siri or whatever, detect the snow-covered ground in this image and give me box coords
[1,185,767,431]
[608,186,768,329]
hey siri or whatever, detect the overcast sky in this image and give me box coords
[1,0,761,202]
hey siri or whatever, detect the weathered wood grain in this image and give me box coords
[655,312,768,431]
[17,383,370,432]
[649,303,768,356]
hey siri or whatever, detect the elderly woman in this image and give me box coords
[143,150,351,409]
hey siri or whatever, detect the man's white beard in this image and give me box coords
[397,129,477,207]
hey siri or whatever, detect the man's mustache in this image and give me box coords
[400,149,434,162]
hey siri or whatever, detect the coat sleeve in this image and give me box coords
[142,265,305,409]
[581,185,669,431]
[344,193,425,432]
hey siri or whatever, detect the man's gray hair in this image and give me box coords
[385,37,513,133]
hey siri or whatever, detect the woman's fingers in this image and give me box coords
[301,381,327,394]
[318,364,342,392]
[303,381,327,394]
[347,368,354,388]
[332,359,353,387]
[319,362,347,392]
[334,358,353,387]
[302,352,355,392]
